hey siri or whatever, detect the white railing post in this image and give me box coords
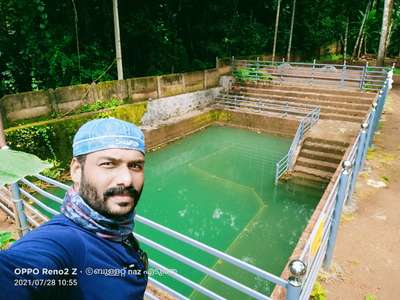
[11,183,29,237]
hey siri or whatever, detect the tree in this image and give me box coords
[377,0,393,65]
[287,0,297,62]
[352,0,372,59]
[272,0,281,62]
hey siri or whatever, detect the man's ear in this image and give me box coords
[70,158,82,190]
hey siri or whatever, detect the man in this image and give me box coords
[0,118,148,299]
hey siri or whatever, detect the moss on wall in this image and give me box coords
[5,102,147,167]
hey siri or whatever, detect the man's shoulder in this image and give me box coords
[25,214,83,239]
[11,214,86,252]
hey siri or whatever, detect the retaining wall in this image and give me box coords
[0,66,231,125]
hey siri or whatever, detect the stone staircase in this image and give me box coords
[228,83,376,123]
[288,119,359,185]
[292,137,349,183]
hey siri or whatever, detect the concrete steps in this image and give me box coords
[300,149,342,164]
[230,91,372,109]
[234,83,376,98]
[226,82,376,124]
[232,89,373,105]
[296,157,338,172]
[301,140,347,155]
[233,85,374,103]
[291,137,348,183]
[292,166,332,182]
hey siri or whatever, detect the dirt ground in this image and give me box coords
[1,88,399,299]
[321,87,400,299]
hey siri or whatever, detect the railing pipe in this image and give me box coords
[149,259,225,300]
[135,215,287,287]
[323,161,352,267]
[345,123,368,206]
[11,183,29,236]
[20,178,64,204]
[136,234,270,300]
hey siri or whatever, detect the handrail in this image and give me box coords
[233,59,389,92]
[8,174,284,299]
[275,106,320,184]
[2,65,393,300]
[297,69,392,299]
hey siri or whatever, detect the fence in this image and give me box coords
[232,59,389,92]
[214,93,317,118]
[0,174,301,300]
[275,107,320,185]
[0,67,393,299]
[295,69,393,299]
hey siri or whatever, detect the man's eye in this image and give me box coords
[100,162,113,167]
[130,163,143,171]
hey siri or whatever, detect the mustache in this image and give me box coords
[103,186,139,200]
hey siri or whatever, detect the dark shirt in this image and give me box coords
[0,214,148,300]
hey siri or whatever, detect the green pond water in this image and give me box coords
[33,125,325,298]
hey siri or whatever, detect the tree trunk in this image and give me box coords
[386,20,393,50]
[385,0,395,50]
[344,17,349,62]
[377,0,393,66]
[0,112,6,148]
[358,33,365,58]
[352,0,371,59]
[71,0,81,83]
[287,0,296,62]
[272,0,282,63]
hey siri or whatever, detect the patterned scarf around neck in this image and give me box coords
[61,188,135,242]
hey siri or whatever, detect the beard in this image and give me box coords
[79,175,143,219]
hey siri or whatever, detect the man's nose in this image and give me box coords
[116,166,134,187]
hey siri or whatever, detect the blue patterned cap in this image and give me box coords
[73,118,145,157]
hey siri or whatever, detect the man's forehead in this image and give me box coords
[86,148,145,161]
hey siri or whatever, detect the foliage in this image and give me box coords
[6,125,57,160]
[41,159,65,179]
[78,99,124,113]
[5,102,147,167]
[319,54,344,63]
[0,231,15,250]
[364,294,376,300]
[233,67,273,83]
[310,281,327,300]
[0,0,399,98]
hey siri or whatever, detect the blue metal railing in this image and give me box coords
[215,93,316,119]
[296,68,393,299]
[275,107,320,184]
[232,59,389,92]
[0,66,393,300]
[2,174,295,300]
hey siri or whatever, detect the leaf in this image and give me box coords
[0,149,51,186]
[0,232,12,244]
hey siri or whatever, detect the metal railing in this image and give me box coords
[3,173,303,300]
[215,93,315,118]
[0,67,393,300]
[232,59,389,92]
[296,68,393,299]
[275,107,320,184]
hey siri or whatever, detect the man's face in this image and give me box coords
[70,148,145,218]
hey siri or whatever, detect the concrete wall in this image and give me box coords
[214,110,299,137]
[141,87,221,126]
[145,109,298,151]
[0,66,231,125]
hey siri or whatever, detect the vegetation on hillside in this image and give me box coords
[1,0,399,97]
